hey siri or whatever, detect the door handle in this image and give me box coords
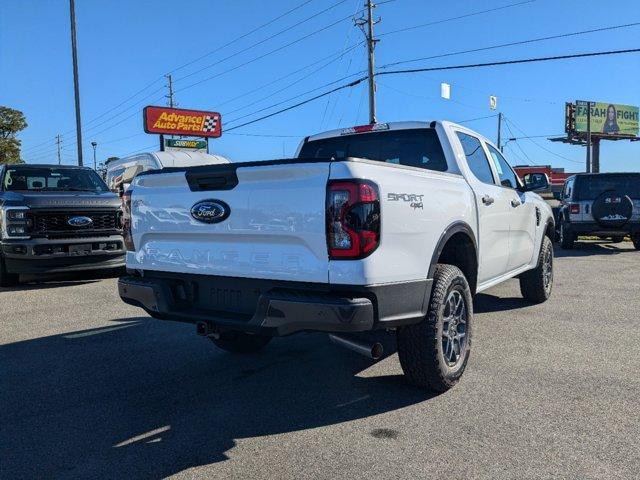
[511,199,522,207]
[482,195,494,205]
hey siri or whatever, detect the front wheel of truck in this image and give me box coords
[519,236,554,304]
[397,264,472,393]
[210,331,272,354]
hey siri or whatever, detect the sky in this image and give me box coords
[1,0,639,172]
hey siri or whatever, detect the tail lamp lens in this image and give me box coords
[570,203,580,214]
[122,190,135,252]
[326,180,380,259]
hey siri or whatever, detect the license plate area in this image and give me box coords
[167,276,263,318]
[69,243,93,256]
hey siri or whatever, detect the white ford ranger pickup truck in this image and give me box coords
[119,121,554,391]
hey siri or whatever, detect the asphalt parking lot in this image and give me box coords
[2,241,639,479]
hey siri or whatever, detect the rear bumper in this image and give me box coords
[118,272,432,336]
[2,235,125,274]
[564,221,640,237]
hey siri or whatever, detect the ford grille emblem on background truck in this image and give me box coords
[67,216,93,227]
[190,200,230,224]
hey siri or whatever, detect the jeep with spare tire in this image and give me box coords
[557,173,640,249]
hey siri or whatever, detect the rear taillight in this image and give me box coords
[570,203,580,214]
[122,189,135,251]
[326,180,380,259]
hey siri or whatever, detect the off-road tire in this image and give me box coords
[0,255,19,288]
[559,221,575,249]
[519,236,553,304]
[397,264,472,393]
[611,236,624,244]
[210,331,272,354]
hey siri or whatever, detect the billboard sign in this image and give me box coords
[574,101,638,137]
[143,106,222,138]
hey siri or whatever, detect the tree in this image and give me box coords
[0,106,28,164]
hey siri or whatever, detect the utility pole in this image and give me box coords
[586,101,592,173]
[497,112,503,151]
[355,0,379,124]
[56,135,62,165]
[592,138,600,173]
[165,74,175,108]
[69,0,83,166]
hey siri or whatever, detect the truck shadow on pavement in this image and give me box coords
[1,317,432,479]
[3,269,122,292]
[554,241,635,258]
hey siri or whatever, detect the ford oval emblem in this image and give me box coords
[67,216,93,227]
[190,199,230,224]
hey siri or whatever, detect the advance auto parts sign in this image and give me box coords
[143,106,222,138]
[574,101,639,137]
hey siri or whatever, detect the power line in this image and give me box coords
[224,47,638,133]
[175,12,359,94]
[175,0,351,84]
[225,77,367,132]
[227,132,304,138]
[457,114,498,123]
[22,0,326,148]
[225,72,367,126]
[167,0,317,75]
[381,21,640,69]
[378,0,536,37]
[216,43,363,110]
[376,48,640,76]
[224,43,364,116]
[503,116,583,165]
[503,120,540,166]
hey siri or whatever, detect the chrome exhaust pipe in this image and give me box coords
[329,333,384,360]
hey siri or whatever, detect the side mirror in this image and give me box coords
[523,172,550,192]
[552,191,562,201]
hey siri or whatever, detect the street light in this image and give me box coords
[501,137,517,152]
[90,141,97,170]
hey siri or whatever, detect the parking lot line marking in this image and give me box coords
[336,395,370,408]
[63,322,141,339]
[114,426,171,448]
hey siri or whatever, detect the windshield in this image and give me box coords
[298,128,448,172]
[3,167,109,192]
[574,174,640,200]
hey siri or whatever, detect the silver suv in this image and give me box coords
[557,173,640,249]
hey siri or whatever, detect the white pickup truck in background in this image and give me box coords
[119,121,555,392]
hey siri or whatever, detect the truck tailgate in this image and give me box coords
[128,162,331,283]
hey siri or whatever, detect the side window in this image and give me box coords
[456,132,495,185]
[564,179,574,200]
[486,144,519,189]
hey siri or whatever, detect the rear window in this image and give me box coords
[298,128,448,172]
[574,175,640,200]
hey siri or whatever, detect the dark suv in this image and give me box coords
[0,164,125,286]
[557,173,640,249]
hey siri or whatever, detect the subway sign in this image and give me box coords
[165,139,208,149]
[143,106,222,138]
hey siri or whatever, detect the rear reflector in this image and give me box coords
[326,180,380,259]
